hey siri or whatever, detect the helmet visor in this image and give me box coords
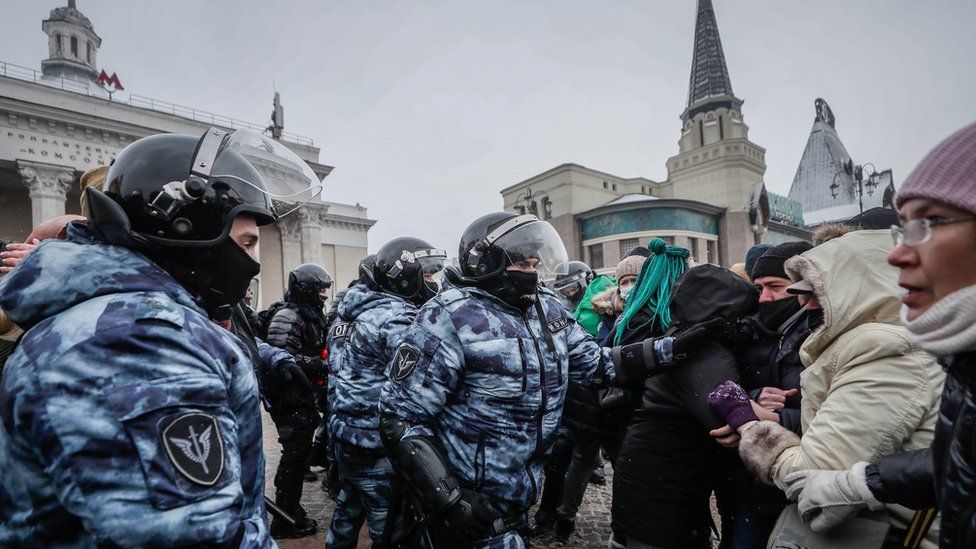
[494,220,569,279]
[221,129,324,217]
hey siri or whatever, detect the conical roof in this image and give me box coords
[684,0,737,119]
[787,99,856,213]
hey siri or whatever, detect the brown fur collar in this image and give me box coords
[738,420,801,484]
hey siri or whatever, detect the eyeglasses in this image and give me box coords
[890,216,976,247]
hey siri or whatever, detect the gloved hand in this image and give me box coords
[276,360,312,391]
[441,489,496,542]
[707,380,759,431]
[672,317,729,358]
[784,462,884,533]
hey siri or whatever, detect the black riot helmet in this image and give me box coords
[85,128,322,319]
[458,212,569,281]
[373,237,447,305]
[288,264,334,307]
[454,212,569,308]
[552,260,594,299]
[358,254,377,288]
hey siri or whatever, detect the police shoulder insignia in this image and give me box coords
[162,412,224,486]
[392,344,421,381]
[548,316,569,333]
[331,321,354,340]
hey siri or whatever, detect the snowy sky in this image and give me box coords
[2,0,974,253]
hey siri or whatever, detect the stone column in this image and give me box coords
[297,204,329,266]
[276,213,303,280]
[17,160,75,227]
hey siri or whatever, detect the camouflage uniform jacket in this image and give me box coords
[379,282,613,515]
[0,224,273,548]
[328,284,416,450]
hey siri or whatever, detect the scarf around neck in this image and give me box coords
[902,284,976,357]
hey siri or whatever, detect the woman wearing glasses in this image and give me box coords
[780,121,976,548]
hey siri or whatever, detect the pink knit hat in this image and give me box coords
[896,120,976,213]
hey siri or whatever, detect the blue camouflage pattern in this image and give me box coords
[328,284,416,450]
[327,285,415,545]
[379,282,613,517]
[0,223,273,548]
[326,442,406,548]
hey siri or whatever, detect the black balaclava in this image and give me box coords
[481,269,539,309]
[758,295,804,330]
[158,238,261,321]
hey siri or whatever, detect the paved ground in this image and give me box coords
[262,411,617,548]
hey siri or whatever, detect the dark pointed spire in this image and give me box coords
[683,0,739,120]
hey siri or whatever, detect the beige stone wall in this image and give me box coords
[257,224,284,310]
[332,245,366,292]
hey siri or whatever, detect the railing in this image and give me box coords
[0,60,314,147]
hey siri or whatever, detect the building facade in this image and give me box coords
[500,0,796,271]
[0,1,375,308]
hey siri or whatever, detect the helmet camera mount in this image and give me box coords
[148,128,229,236]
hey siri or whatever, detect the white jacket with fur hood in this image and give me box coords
[738,230,944,546]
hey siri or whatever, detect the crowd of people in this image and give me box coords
[0,119,974,548]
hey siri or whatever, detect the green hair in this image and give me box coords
[613,238,689,345]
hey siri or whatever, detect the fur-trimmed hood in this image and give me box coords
[784,230,902,365]
[590,286,620,315]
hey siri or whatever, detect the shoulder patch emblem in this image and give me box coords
[331,321,354,340]
[548,316,569,333]
[392,344,421,381]
[162,412,224,486]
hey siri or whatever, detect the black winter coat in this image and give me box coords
[739,310,808,435]
[870,352,976,548]
[611,265,758,547]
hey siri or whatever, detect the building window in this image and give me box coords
[619,238,639,258]
[589,244,604,270]
[612,183,618,191]
[658,236,674,246]
[87,41,93,63]
[690,238,701,261]
[56,34,63,55]
[706,239,717,264]
[603,181,608,189]
[70,36,78,58]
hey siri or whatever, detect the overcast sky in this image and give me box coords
[2,0,974,253]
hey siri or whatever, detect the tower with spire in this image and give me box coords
[41,1,102,83]
[665,0,768,262]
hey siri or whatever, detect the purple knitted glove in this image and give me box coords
[708,381,759,431]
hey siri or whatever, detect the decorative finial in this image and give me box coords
[68,0,77,9]
[814,98,835,128]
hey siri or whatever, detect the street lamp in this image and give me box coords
[831,160,881,214]
[514,187,552,219]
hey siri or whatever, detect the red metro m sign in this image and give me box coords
[96,70,124,94]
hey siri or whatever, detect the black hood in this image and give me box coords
[668,264,758,332]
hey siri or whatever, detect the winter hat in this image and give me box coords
[751,241,813,281]
[744,243,772,276]
[615,254,647,282]
[896,120,976,214]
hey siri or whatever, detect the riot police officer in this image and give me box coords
[327,237,446,547]
[0,127,321,547]
[264,263,333,538]
[378,212,657,548]
[551,260,594,311]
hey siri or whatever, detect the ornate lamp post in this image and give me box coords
[830,160,881,214]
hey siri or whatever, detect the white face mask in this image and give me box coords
[619,286,633,300]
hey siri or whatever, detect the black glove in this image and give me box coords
[441,489,496,543]
[276,360,312,392]
[673,317,729,358]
